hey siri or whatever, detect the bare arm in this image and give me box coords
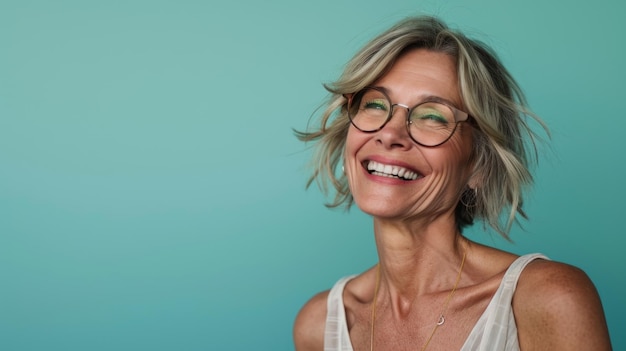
[293,291,329,351]
[514,260,612,350]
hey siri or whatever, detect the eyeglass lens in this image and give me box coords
[348,88,460,146]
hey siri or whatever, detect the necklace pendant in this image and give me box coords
[437,315,445,326]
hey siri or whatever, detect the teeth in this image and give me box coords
[367,161,419,180]
[384,164,393,175]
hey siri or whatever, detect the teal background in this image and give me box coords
[1,0,624,350]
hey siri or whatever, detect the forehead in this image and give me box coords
[373,49,461,107]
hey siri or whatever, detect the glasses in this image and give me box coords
[346,87,471,147]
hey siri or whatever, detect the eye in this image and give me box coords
[411,103,454,126]
[417,113,447,123]
[412,111,448,124]
[362,99,389,111]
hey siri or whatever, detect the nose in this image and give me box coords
[376,103,412,149]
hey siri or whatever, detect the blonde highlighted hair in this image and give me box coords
[296,15,548,239]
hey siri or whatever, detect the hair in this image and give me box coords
[295,15,549,239]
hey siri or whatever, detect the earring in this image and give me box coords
[460,187,477,208]
[341,165,345,174]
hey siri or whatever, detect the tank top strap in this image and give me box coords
[324,275,357,351]
[460,253,550,350]
[499,253,549,301]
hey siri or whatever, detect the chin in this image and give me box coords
[354,200,408,220]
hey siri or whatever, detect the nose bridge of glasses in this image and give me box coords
[390,103,410,119]
[381,103,412,136]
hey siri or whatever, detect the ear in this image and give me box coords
[468,176,479,190]
[467,165,482,190]
[342,93,353,106]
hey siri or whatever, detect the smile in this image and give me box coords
[366,160,421,181]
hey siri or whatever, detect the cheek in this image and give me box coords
[344,128,372,186]
[451,139,472,183]
[344,127,368,158]
[425,137,473,177]
[445,126,474,163]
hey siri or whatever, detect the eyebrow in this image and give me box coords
[371,85,463,110]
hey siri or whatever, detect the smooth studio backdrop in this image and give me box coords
[1,0,624,350]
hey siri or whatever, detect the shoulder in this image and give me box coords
[513,258,612,350]
[293,289,329,351]
[293,271,373,351]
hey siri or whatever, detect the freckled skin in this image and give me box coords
[294,49,612,351]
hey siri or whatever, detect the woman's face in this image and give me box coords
[344,48,475,221]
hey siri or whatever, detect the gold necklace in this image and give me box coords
[370,251,467,351]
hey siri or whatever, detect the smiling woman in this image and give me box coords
[293,15,611,351]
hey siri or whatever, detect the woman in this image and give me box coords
[293,16,611,350]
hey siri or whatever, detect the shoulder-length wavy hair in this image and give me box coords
[296,15,548,239]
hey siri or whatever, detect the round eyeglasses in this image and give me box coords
[346,87,471,147]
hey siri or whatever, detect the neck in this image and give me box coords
[372,214,467,313]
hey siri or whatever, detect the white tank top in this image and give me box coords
[324,253,548,351]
